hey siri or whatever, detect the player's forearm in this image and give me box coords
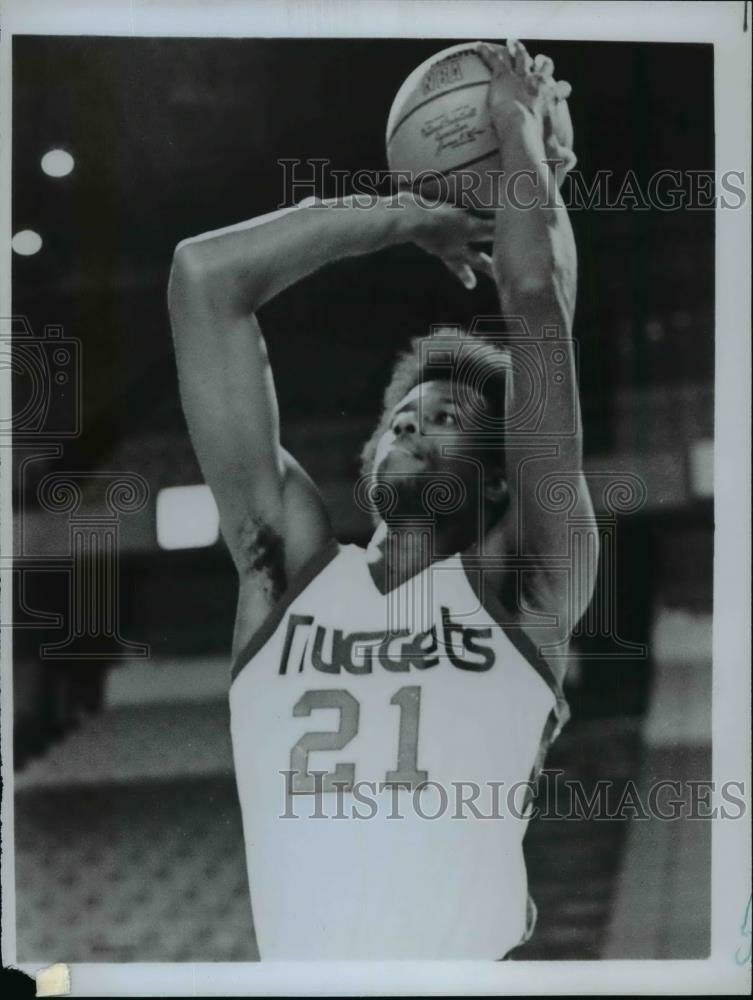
[492,110,576,321]
[494,111,582,463]
[171,197,407,315]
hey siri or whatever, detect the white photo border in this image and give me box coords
[1,1,750,995]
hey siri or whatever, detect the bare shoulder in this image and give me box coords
[231,451,334,660]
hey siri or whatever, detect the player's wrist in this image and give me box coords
[382,189,427,246]
[491,102,544,144]
[295,195,409,255]
[496,108,550,176]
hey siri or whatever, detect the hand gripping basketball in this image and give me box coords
[476,40,576,188]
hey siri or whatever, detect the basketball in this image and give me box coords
[386,44,498,206]
[386,42,574,207]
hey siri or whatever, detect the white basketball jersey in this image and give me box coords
[229,540,568,959]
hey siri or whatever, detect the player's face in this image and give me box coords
[373,379,483,478]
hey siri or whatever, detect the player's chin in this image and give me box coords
[372,458,429,509]
[377,448,428,473]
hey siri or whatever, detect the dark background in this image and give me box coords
[13,37,714,465]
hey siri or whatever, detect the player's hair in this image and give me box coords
[359,327,509,479]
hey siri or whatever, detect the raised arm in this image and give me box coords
[168,191,495,646]
[479,40,598,641]
[168,201,403,586]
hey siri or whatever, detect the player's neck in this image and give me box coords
[366,519,467,593]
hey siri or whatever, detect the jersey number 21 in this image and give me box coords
[289,685,427,793]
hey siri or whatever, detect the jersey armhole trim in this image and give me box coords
[231,538,341,684]
[459,553,571,815]
[459,551,566,707]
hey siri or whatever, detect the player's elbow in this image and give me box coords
[172,236,219,287]
[168,241,206,312]
[170,238,259,319]
[169,239,245,321]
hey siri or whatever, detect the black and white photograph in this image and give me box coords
[0,1,750,995]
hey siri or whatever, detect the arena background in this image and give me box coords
[11,36,713,961]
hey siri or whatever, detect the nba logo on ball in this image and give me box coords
[422,57,463,94]
[386,44,500,208]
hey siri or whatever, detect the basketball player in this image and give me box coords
[168,40,597,959]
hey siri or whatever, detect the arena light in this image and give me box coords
[688,438,713,499]
[41,149,75,177]
[156,484,220,550]
[12,230,43,256]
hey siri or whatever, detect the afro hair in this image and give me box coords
[360,327,510,478]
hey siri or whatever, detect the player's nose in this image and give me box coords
[393,411,418,436]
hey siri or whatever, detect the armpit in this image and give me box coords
[236,515,287,604]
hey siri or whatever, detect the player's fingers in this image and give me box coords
[476,41,505,56]
[476,41,511,75]
[475,42,498,72]
[544,141,577,187]
[545,134,576,164]
[533,54,555,78]
[553,79,572,102]
[442,257,477,290]
[557,146,578,174]
[507,38,533,76]
[468,250,494,278]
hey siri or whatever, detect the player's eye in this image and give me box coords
[435,411,457,426]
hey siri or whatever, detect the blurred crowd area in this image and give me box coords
[10,36,714,961]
